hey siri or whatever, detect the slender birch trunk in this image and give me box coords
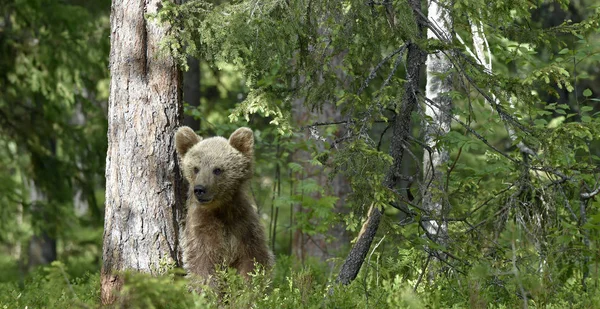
[467,12,547,277]
[422,0,453,250]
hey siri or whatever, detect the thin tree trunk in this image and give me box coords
[336,0,426,285]
[291,100,351,263]
[101,0,184,304]
[72,102,90,217]
[183,56,201,130]
[422,0,453,251]
[28,233,56,268]
[467,14,534,156]
[27,99,58,270]
[467,13,545,264]
[27,179,56,269]
[291,12,352,262]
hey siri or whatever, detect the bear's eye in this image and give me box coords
[193,167,199,174]
[213,168,223,176]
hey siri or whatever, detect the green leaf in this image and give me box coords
[580,106,593,112]
[548,116,565,128]
[583,88,592,97]
[288,162,303,172]
[558,48,570,54]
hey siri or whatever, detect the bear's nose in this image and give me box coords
[193,185,207,197]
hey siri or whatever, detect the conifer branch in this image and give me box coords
[581,185,600,200]
[358,44,408,96]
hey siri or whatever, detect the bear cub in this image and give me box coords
[175,126,274,285]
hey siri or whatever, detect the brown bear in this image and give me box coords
[175,126,274,286]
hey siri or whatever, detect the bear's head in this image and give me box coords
[175,126,254,206]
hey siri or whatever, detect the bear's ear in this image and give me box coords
[175,126,202,157]
[229,127,254,155]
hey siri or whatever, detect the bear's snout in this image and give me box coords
[193,185,212,203]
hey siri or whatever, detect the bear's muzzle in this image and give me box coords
[193,185,213,203]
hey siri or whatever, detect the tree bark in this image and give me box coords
[101,0,184,305]
[336,204,380,285]
[336,0,426,285]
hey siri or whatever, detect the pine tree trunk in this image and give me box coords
[101,0,184,304]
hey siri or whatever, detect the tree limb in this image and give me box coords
[581,185,600,200]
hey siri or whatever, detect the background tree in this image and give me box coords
[0,0,109,281]
[183,57,201,130]
[100,0,184,304]
[420,0,454,270]
[182,0,202,131]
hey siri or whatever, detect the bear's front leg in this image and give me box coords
[236,256,257,280]
[185,253,223,291]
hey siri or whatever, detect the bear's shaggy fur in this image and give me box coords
[175,126,273,284]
